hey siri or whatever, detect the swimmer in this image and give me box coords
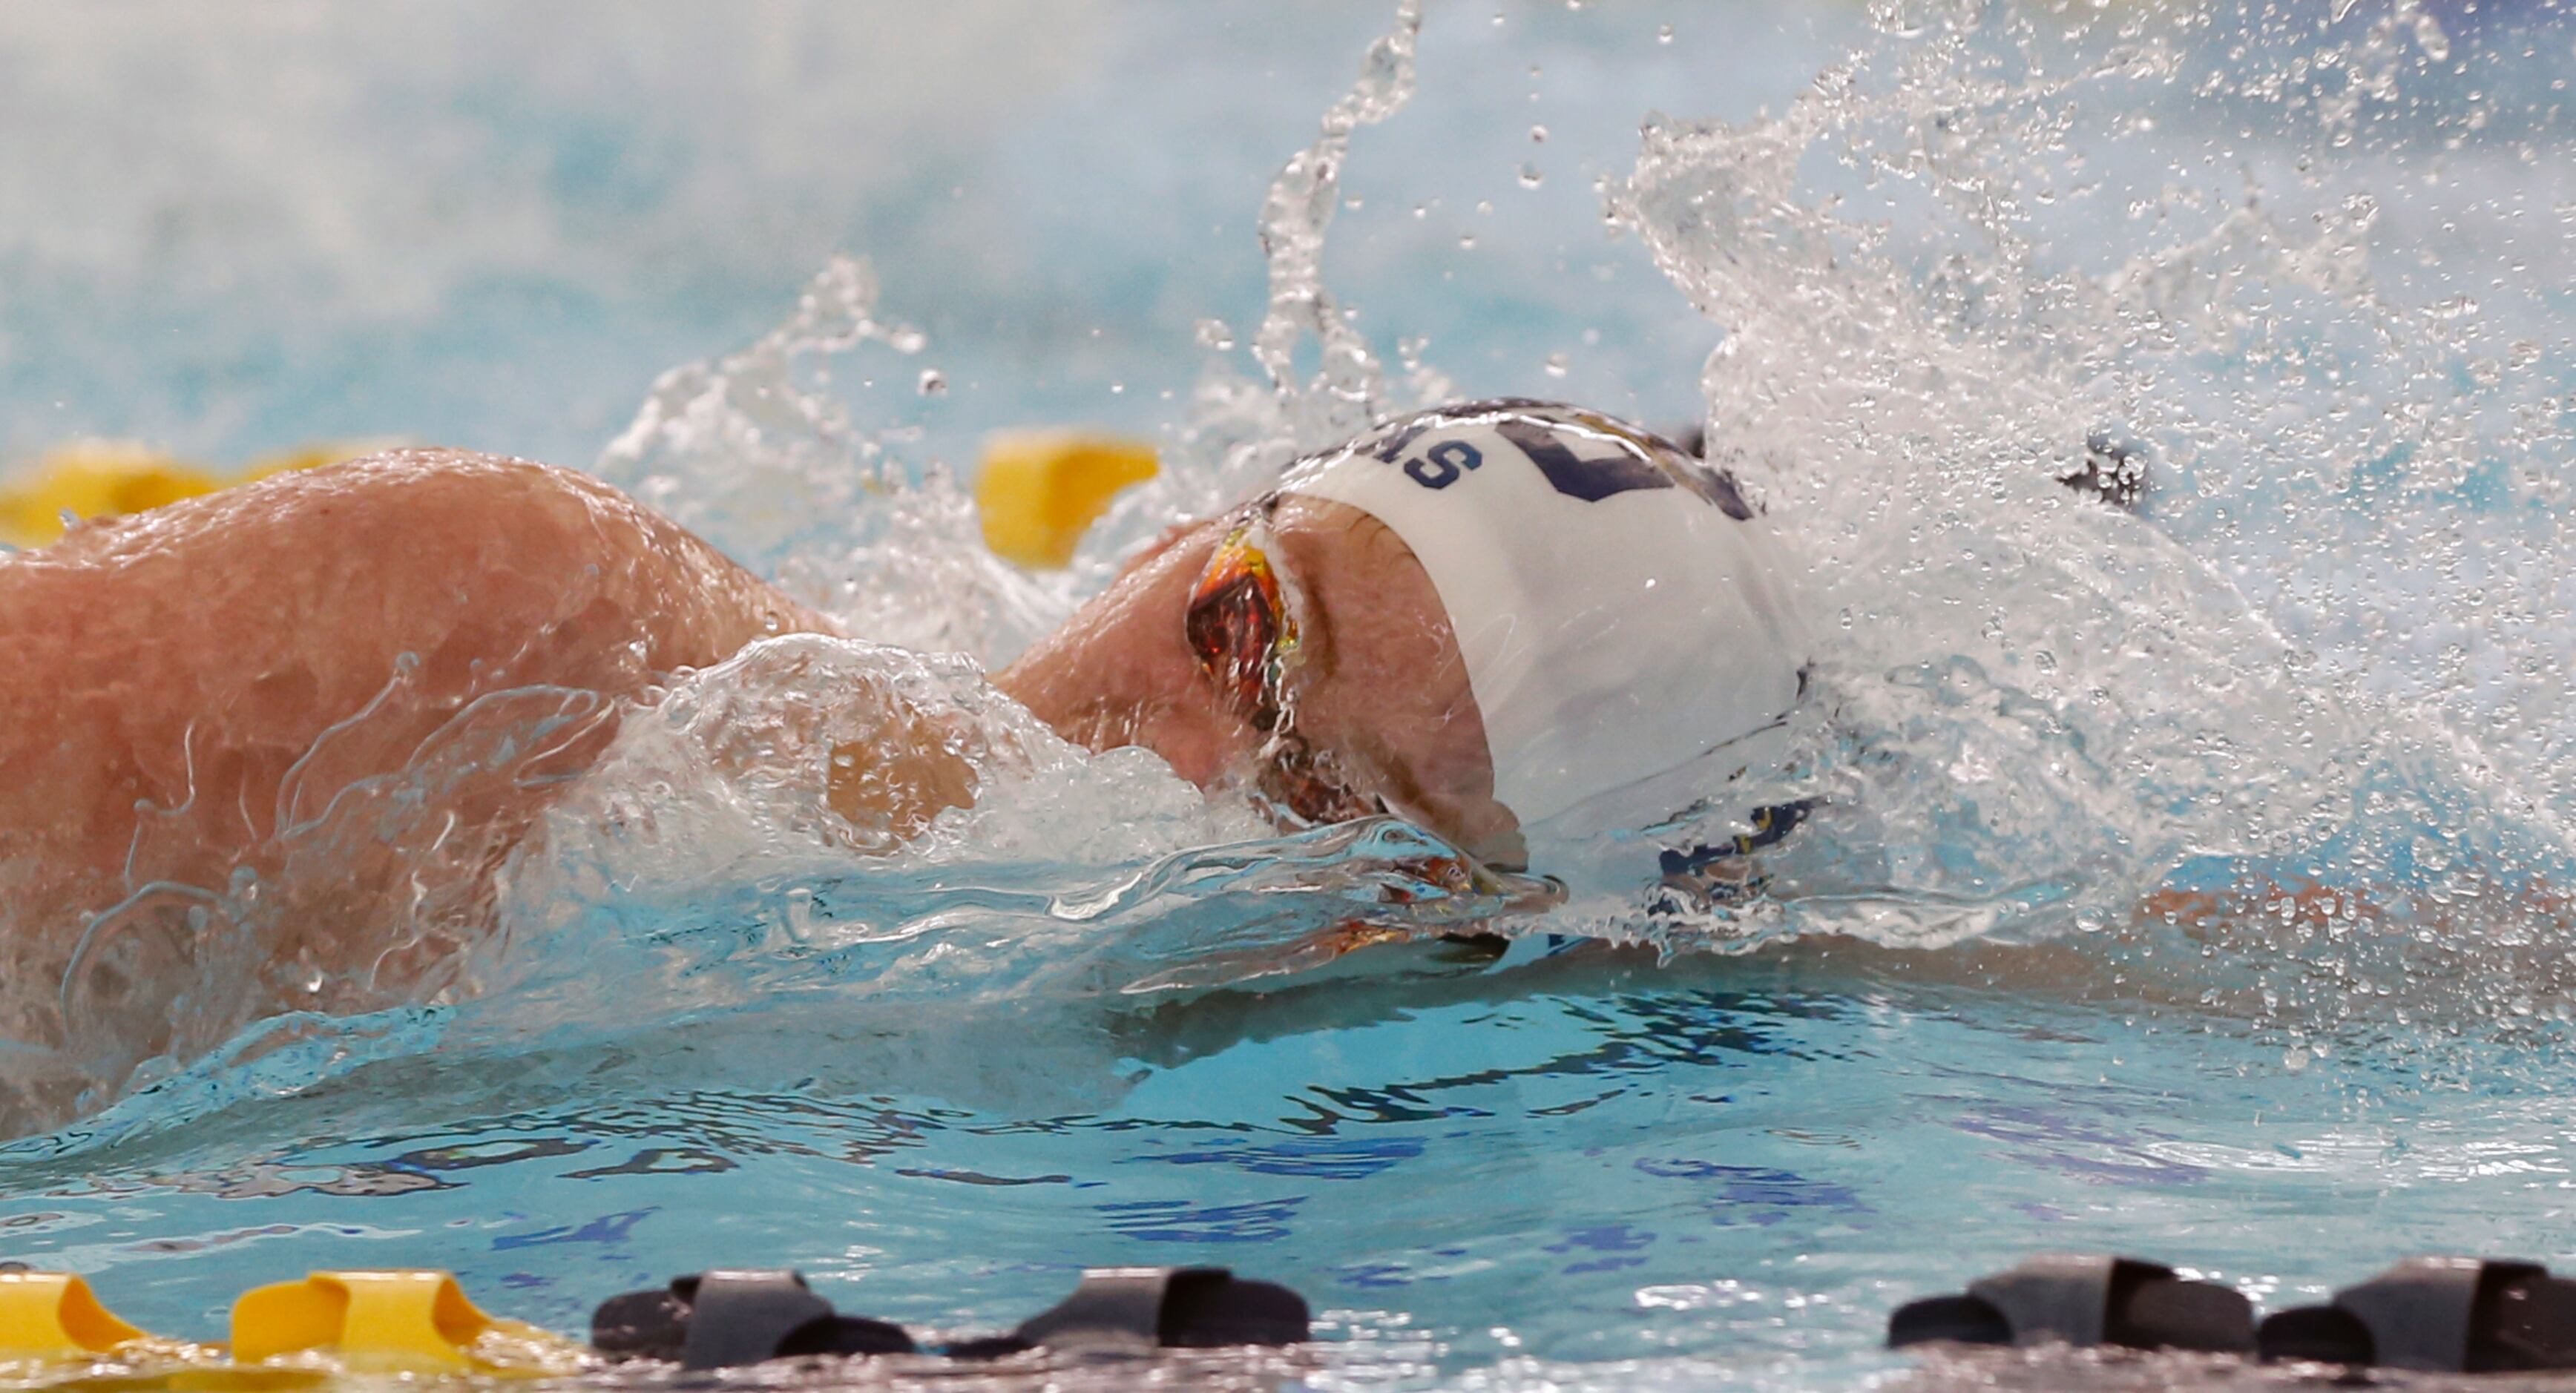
[0,401,1802,1022]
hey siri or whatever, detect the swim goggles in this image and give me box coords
[1182,497,1381,827]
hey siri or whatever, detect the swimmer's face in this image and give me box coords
[996,498,1521,865]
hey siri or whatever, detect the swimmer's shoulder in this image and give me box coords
[318,448,833,653]
[10,447,828,665]
[12,447,626,567]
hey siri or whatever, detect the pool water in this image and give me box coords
[13,946,2575,1388]
[10,2,2576,1389]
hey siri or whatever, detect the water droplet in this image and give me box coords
[1545,352,1570,378]
[1530,125,1549,144]
[2412,10,2450,61]
[916,369,947,397]
[1519,164,1545,188]
[1658,23,1675,44]
[1195,317,1238,350]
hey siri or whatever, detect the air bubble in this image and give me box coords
[1544,352,1570,378]
[916,369,946,397]
[1531,125,1549,144]
[1195,317,1238,350]
[1519,164,1545,188]
[1658,24,1675,43]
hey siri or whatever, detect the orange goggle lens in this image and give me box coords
[1183,518,1296,734]
[1180,510,1378,827]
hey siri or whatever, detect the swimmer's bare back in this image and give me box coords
[0,449,962,994]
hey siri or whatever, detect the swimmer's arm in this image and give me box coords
[0,451,812,906]
[825,711,980,842]
[0,450,967,954]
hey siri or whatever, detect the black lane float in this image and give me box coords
[590,1265,1310,1367]
[1893,1253,2576,1374]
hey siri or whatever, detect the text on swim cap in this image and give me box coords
[1351,411,1752,516]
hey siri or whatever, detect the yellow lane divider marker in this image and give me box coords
[1,1269,580,1383]
[974,429,1159,569]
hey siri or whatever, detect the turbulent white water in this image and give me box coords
[8,0,2576,1143]
[598,0,2576,936]
[1625,1,2576,959]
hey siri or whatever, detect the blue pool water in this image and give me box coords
[10,2,2576,1389]
[13,951,2576,1386]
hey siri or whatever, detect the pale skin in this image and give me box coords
[0,448,1509,1030]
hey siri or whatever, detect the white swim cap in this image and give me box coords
[1278,399,1809,831]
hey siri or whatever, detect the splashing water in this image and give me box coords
[13,8,2576,1392]
[565,0,2576,1075]
[7,25,2576,1390]
[1598,1,2576,1035]
[592,256,1075,662]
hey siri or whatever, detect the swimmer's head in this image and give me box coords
[999,488,1518,860]
[996,399,1808,870]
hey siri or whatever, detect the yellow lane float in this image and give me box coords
[973,429,1159,569]
[0,1270,580,1386]
[230,1270,577,1374]
[0,1272,156,1360]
